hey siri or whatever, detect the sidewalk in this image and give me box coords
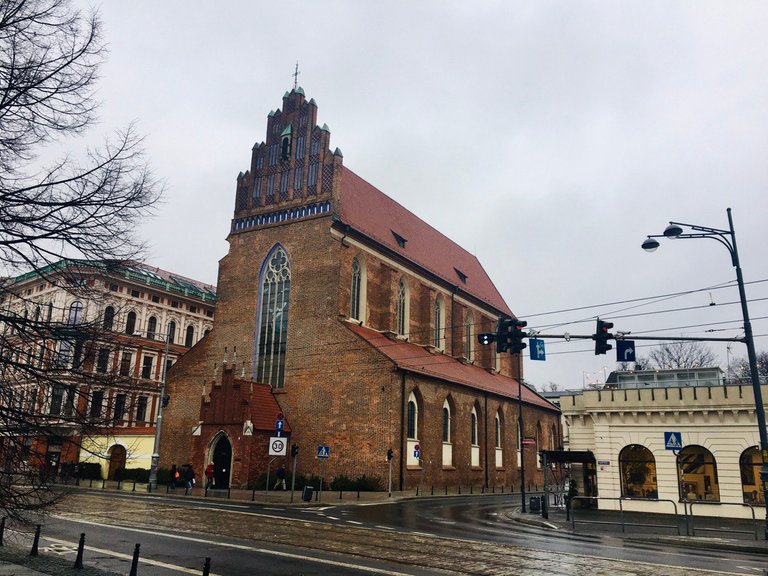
[512,503,768,555]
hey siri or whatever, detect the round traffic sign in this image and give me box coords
[271,439,285,453]
[414,444,421,452]
[276,412,284,421]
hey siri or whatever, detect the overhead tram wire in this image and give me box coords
[518,278,768,320]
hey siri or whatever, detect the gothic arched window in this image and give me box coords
[396,278,408,337]
[350,257,362,321]
[434,295,445,350]
[256,246,291,388]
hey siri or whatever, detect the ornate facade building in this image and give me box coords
[1,260,215,478]
[160,88,560,491]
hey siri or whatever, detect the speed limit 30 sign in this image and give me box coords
[269,436,287,456]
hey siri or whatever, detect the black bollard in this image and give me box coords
[0,516,5,546]
[357,490,360,500]
[132,480,136,492]
[101,479,105,489]
[416,486,419,496]
[431,486,434,496]
[74,533,85,569]
[445,485,448,495]
[339,489,342,500]
[458,485,461,495]
[129,543,140,576]
[202,557,211,576]
[89,479,93,488]
[30,524,41,556]
[470,484,473,494]
[251,487,256,501]
[227,487,231,499]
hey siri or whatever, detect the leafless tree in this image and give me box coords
[728,351,768,384]
[0,0,160,520]
[646,341,718,370]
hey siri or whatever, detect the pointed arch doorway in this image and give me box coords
[211,434,232,489]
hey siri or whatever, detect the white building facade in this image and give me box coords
[561,370,764,519]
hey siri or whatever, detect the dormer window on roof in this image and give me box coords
[391,231,407,249]
[454,268,468,284]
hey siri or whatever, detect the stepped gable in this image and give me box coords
[336,167,512,316]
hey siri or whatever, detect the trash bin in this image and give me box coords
[302,485,314,502]
[529,496,541,513]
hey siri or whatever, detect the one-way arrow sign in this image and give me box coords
[616,340,636,362]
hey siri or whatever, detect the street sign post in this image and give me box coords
[268,437,287,456]
[617,340,636,362]
[530,338,546,361]
[316,445,329,503]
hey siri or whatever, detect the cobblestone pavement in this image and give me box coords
[50,493,742,576]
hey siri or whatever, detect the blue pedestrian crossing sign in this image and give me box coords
[317,445,330,459]
[529,338,546,361]
[664,432,683,450]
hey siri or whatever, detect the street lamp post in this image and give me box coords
[642,207,768,539]
[135,330,171,492]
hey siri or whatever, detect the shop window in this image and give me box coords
[677,445,720,502]
[619,444,658,498]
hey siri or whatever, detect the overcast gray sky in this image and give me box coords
[73,1,768,389]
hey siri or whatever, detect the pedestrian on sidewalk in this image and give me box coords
[205,462,215,491]
[184,464,195,494]
[169,464,178,490]
[274,464,287,490]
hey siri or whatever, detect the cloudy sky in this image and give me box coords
[71,1,768,389]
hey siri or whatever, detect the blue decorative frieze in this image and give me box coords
[232,201,332,232]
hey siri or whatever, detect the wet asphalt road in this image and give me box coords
[13,491,768,575]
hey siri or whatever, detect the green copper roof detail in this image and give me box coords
[280,124,293,137]
[295,87,305,96]
[309,98,316,105]
[283,91,290,98]
[334,147,343,157]
[320,123,330,132]
[268,110,275,117]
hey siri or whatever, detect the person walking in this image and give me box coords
[274,464,287,490]
[169,464,178,490]
[205,462,215,492]
[184,465,195,494]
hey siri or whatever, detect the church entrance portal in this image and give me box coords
[212,436,232,489]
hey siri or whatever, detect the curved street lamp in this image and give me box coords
[642,207,768,539]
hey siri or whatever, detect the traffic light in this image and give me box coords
[161,395,170,408]
[477,333,494,346]
[594,319,614,355]
[496,318,528,353]
[510,320,528,354]
[291,443,299,457]
[387,448,393,461]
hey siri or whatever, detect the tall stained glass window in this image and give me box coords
[256,246,291,388]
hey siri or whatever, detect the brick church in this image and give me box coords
[160,87,560,491]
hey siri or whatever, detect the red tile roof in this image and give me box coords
[344,321,558,412]
[337,167,512,316]
[242,380,292,433]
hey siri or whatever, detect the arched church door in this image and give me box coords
[212,435,232,489]
[108,445,126,479]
